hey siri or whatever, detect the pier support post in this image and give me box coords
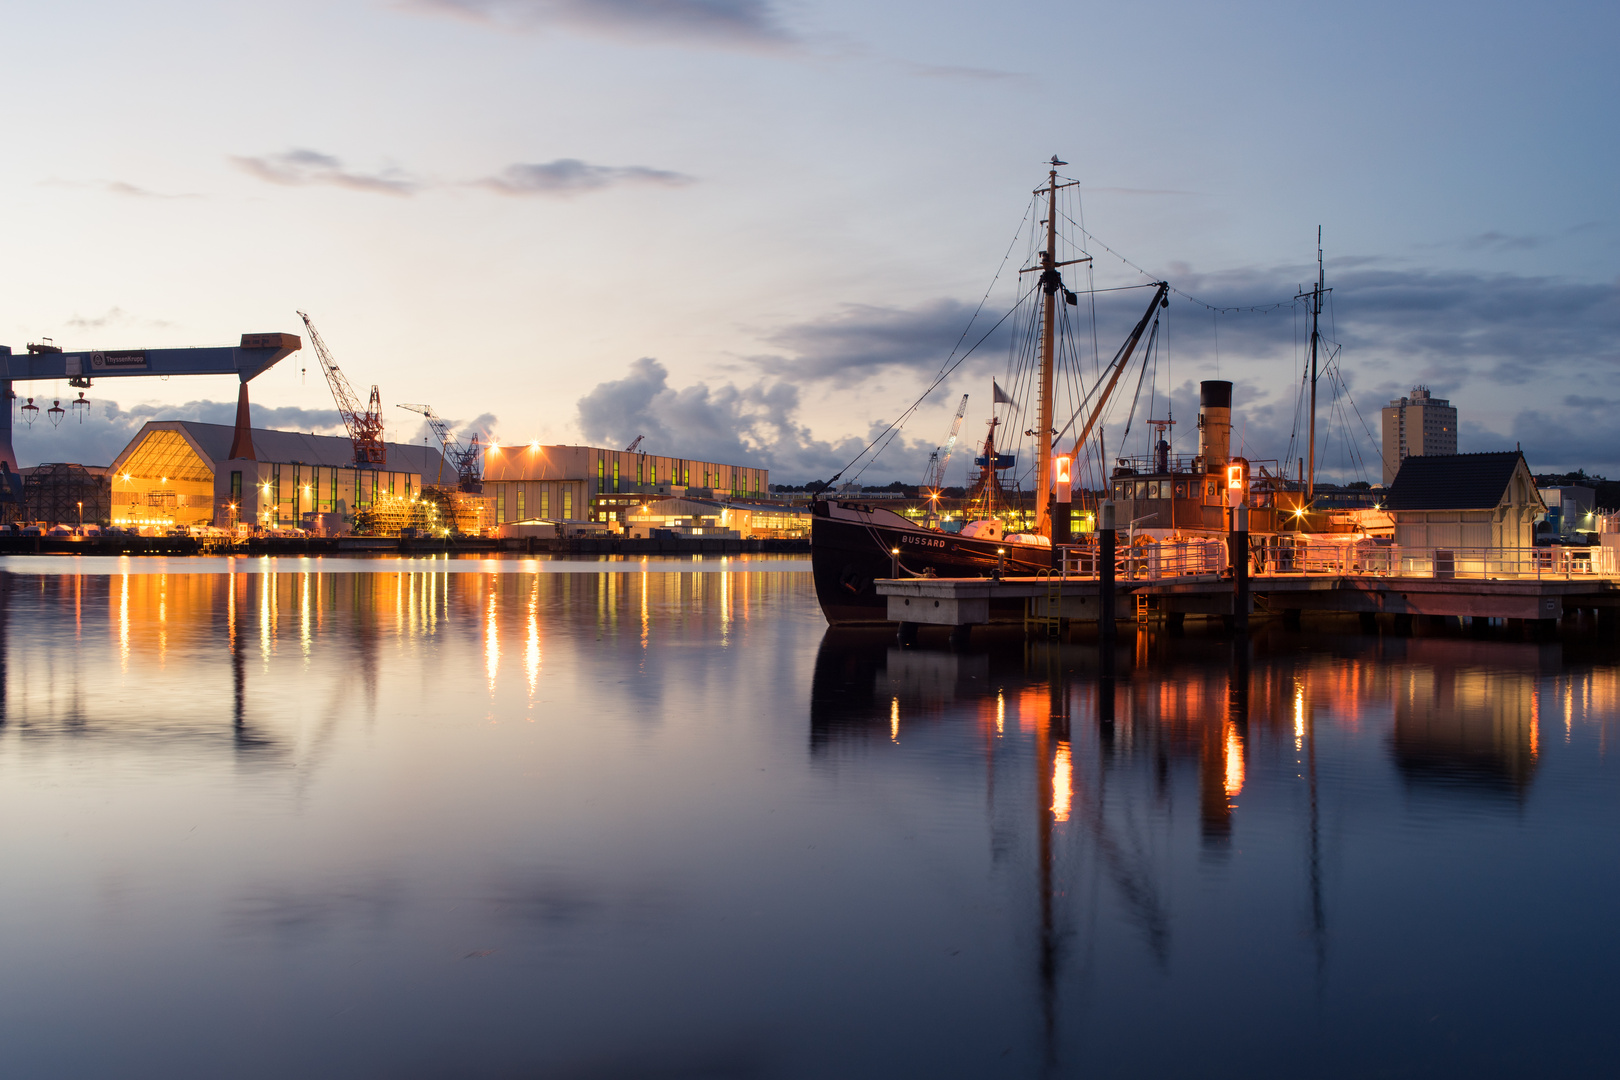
[1098,501,1116,674]
[1229,504,1250,633]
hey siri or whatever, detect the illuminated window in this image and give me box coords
[540,487,549,518]
[517,489,525,520]
[563,488,573,520]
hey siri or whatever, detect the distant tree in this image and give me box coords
[1346,481,1371,490]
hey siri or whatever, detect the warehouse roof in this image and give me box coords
[111,421,449,479]
[1383,451,1541,511]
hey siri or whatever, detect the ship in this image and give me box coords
[809,163,1374,625]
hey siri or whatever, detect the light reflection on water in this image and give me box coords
[0,564,1619,1077]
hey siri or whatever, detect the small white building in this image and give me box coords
[1383,451,1544,550]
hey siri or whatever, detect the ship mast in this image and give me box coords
[1029,157,1085,536]
[1299,228,1328,500]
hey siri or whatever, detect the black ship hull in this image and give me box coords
[809,499,1053,625]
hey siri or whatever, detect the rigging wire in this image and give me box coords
[829,282,1039,489]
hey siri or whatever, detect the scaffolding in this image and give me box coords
[23,464,111,526]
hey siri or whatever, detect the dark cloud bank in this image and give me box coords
[13,400,493,472]
[581,261,1620,485]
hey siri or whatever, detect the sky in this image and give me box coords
[1,0,1616,486]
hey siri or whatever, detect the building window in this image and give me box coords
[540,487,549,518]
[597,456,604,491]
[517,489,525,520]
[497,487,506,521]
[563,487,573,519]
[230,470,242,505]
[637,459,644,484]
[613,459,619,493]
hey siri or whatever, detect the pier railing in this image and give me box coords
[1052,540,1617,583]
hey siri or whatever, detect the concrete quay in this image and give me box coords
[876,571,1620,639]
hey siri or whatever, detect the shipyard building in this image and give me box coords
[109,421,448,530]
[482,444,767,527]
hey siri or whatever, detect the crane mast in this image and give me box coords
[298,311,386,467]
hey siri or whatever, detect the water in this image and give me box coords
[1,558,1617,1078]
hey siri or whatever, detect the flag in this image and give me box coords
[992,380,1013,405]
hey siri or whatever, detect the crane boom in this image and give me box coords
[398,402,484,492]
[933,394,969,488]
[298,311,385,467]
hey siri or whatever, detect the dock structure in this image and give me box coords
[876,538,1620,642]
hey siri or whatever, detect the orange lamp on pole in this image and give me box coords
[1052,454,1072,504]
[1226,458,1249,509]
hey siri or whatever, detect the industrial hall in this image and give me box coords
[482,443,768,526]
[109,420,448,530]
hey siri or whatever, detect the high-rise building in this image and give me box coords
[1381,386,1458,486]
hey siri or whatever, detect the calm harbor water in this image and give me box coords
[1,557,1617,1078]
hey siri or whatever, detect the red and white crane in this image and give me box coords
[297,311,385,467]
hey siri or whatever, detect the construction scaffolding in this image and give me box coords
[23,464,111,526]
[351,488,494,537]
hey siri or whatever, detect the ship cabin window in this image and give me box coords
[1206,480,1219,499]
[1144,481,1163,499]
[1113,481,1129,500]
[1174,482,1187,499]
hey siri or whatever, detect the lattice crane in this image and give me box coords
[297,311,386,467]
[923,394,969,489]
[398,403,484,492]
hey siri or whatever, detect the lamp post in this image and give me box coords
[77,500,83,530]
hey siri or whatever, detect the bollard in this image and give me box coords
[1099,500,1116,671]
[1230,503,1250,632]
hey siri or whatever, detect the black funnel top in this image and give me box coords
[1200,380,1233,409]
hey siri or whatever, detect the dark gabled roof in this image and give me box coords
[1384,451,1529,511]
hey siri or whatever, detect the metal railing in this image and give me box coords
[1056,539,1228,581]
[1052,539,1617,583]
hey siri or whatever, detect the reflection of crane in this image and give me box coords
[398,403,484,492]
[922,394,969,489]
[297,311,385,467]
[625,434,645,453]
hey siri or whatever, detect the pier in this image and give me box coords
[877,537,1620,641]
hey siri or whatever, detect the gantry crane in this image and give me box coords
[297,311,385,467]
[922,394,969,490]
[398,403,484,492]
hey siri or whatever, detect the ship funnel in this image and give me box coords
[1198,380,1232,473]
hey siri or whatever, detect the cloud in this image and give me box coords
[14,398,347,470]
[104,180,202,200]
[230,149,420,196]
[576,357,933,483]
[1463,231,1539,251]
[477,159,692,197]
[755,298,1017,387]
[403,0,794,48]
[62,307,172,331]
